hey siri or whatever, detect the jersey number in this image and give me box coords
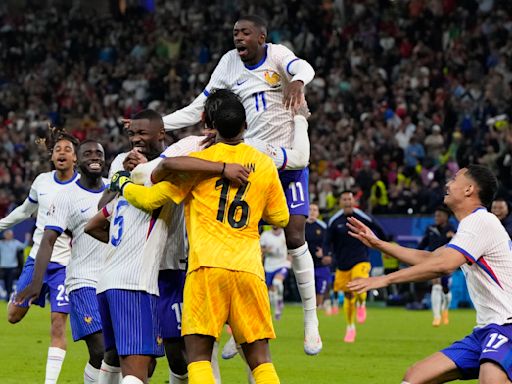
[289,181,305,203]
[111,200,129,247]
[253,92,267,112]
[485,333,509,350]
[215,179,250,229]
[171,303,183,330]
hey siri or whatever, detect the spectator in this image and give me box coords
[491,198,512,238]
[0,230,26,301]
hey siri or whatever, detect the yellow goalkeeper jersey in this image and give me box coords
[123,142,289,279]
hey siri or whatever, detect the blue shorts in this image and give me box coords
[13,257,70,313]
[69,287,102,342]
[315,266,331,295]
[441,323,512,380]
[265,267,289,287]
[97,289,164,357]
[158,269,186,339]
[279,168,309,216]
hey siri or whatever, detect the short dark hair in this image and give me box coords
[39,125,79,154]
[204,89,242,128]
[435,205,451,216]
[207,92,246,139]
[79,139,100,150]
[132,109,163,125]
[464,165,498,207]
[341,190,353,196]
[237,15,267,33]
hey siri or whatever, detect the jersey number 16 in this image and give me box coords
[215,179,251,229]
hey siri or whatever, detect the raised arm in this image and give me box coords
[162,92,206,131]
[347,217,431,266]
[0,198,38,231]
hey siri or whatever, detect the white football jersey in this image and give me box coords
[28,170,79,265]
[163,43,313,148]
[45,178,109,293]
[260,229,289,272]
[108,152,128,178]
[447,208,512,327]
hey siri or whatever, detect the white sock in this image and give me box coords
[84,362,100,383]
[211,341,222,384]
[98,361,122,384]
[169,369,188,383]
[236,345,255,384]
[442,292,452,311]
[431,284,443,319]
[401,382,412,384]
[122,376,143,384]
[289,243,318,326]
[268,289,277,310]
[45,347,66,384]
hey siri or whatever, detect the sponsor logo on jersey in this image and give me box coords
[264,71,281,87]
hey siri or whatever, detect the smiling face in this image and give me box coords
[233,20,266,64]
[78,141,105,177]
[491,200,509,220]
[51,139,77,172]
[127,118,164,160]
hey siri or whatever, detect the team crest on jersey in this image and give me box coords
[156,336,163,345]
[264,70,281,87]
[47,204,55,216]
[84,316,93,324]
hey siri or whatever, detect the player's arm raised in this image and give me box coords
[279,47,315,110]
[347,216,431,265]
[347,246,467,294]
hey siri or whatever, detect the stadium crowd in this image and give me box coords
[0,0,512,219]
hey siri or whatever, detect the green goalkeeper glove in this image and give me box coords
[110,170,132,193]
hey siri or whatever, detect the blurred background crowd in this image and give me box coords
[0,0,511,219]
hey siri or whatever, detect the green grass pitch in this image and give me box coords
[0,304,478,383]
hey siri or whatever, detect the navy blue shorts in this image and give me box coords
[265,267,289,287]
[69,287,102,341]
[157,269,186,339]
[279,168,309,216]
[97,289,164,357]
[441,323,512,380]
[315,266,332,295]
[14,257,70,313]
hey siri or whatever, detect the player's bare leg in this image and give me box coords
[240,339,279,383]
[6,302,29,323]
[184,334,216,384]
[284,215,322,355]
[479,362,512,384]
[402,352,462,383]
[83,332,105,383]
[46,312,68,384]
[164,338,188,383]
[119,355,153,383]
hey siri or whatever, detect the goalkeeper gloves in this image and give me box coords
[110,170,132,193]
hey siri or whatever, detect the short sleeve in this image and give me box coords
[44,193,71,235]
[273,44,299,78]
[28,174,42,204]
[204,52,231,95]
[447,216,490,263]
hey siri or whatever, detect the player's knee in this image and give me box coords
[104,349,120,367]
[50,317,67,340]
[403,363,421,383]
[286,233,304,250]
[168,355,188,376]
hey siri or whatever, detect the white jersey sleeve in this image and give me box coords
[271,44,315,85]
[108,153,128,178]
[0,198,38,231]
[261,230,289,272]
[447,208,512,327]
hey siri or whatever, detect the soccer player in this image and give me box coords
[114,94,288,384]
[348,165,512,383]
[418,206,455,327]
[325,191,385,343]
[305,203,331,310]
[16,139,112,383]
[161,15,321,354]
[261,226,290,320]
[0,128,79,383]
[491,197,512,237]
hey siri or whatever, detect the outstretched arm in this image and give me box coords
[0,198,38,231]
[162,92,207,131]
[347,217,431,265]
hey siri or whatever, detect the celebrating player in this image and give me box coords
[114,93,288,383]
[0,128,79,383]
[161,15,321,355]
[348,165,512,383]
[16,139,112,383]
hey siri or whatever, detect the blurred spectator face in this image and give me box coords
[51,139,77,172]
[491,200,509,220]
[434,210,449,226]
[3,229,14,240]
[127,119,164,159]
[233,20,266,64]
[308,203,320,222]
[340,191,355,214]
